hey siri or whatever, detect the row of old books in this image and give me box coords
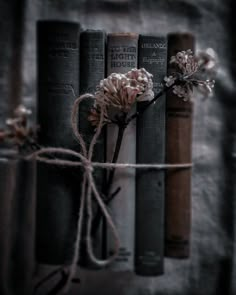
[36,20,193,276]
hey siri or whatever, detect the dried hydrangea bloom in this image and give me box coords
[95,73,136,111]
[95,69,154,112]
[165,49,216,101]
[88,68,154,128]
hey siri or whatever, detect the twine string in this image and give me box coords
[31,149,192,170]
[28,93,193,293]
[29,94,121,293]
[71,94,121,269]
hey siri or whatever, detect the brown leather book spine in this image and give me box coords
[165,33,195,258]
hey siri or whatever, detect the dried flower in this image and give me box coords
[14,104,32,117]
[164,75,176,87]
[172,84,193,101]
[6,105,32,128]
[2,105,36,147]
[88,68,154,128]
[95,69,153,111]
[196,48,217,73]
[196,79,215,96]
[126,68,154,101]
[170,49,199,76]
[165,49,216,101]
[88,106,111,128]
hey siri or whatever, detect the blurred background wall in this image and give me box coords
[0,0,235,294]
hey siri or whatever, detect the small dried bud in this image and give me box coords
[164,75,176,87]
[14,105,32,117]
[172,84,192,101]
[197,79,215,96]
[197,48,217,72]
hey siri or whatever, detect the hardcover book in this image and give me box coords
[165,33,195,258]
[136,35,167,275]
[106,33,138,271]
[0,155,18,295]
[79,30,106,267]
[36,21,80,264]
[0,152,36,295]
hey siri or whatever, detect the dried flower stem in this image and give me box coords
[126,85,170,124]
[91,123,126,238]
[106,84,173,188]
[91,84,175,239]
[105,124,126,197]
[105,84,173,189]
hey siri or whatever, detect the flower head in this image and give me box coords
[2,105,37,148]
[95,68,154,111]
[89,68,154,128]
[170,49,199,76]
[165,49,216,101]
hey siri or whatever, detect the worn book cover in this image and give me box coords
[106,33,138,271]
[79,30,106,267]
[136,35,167,275]
[165,33,195,258]
[36,21,80,264]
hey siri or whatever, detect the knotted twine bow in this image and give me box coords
[29,93,192,293]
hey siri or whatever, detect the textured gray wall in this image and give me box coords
[1,0,235,294]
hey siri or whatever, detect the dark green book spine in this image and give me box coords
[79,30,106,267]
[136,35,167,275]
[36,21,80,264]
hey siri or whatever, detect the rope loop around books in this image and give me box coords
[28,93,193,293]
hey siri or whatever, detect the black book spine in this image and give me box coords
[11,158,36,295]
[0,156,17,295]
[36,21,80,264]
[79,30,106,267]
[0,153,36,295]
[136,35,167,275]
